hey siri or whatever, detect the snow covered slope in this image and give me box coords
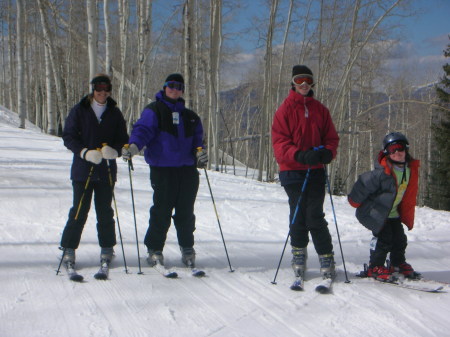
[0,106,449,337]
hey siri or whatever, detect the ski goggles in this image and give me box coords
[292,74,314,86]
[165,81,185,91]
[386,143,406,155]
[92,83,112,92]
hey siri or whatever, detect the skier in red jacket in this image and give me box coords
[272,65,339,281]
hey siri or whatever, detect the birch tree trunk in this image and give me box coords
[104,0,112,75]
[118,0,129,112]
[86,0,98,80]
[275,0,293,106]
[257,0,278,181]
[16,0,26,129]
[182,0,194,108]
[208,0,222,170]
[137,0,152,116]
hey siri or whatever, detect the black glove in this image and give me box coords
[318,148,333,164]
[295,151,306,164]
[303,150,321,165]
[196,149,208,168]
[295,150,321,165]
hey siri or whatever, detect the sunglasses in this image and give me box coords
[292,75,314,86]
[93,83,112,92]
[386,143,406,155]
[165,81,185,91]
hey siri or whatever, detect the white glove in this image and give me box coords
[101,145,119,160]
[196,149,208,168]
[80,148,103,165]
[122,143,139,160]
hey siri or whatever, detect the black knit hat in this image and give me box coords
[292,65,313,78]
[165,73,184,84]
[90,74,111,85]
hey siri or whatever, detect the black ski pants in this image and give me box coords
[370,217,407,267]
[144,165,199,252]
[283,169,333,255]
[61,180,116,249]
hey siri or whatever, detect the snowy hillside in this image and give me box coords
[1,105,449,337]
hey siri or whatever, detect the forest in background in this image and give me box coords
[1,0,449,209]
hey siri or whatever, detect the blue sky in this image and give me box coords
[219,0,449,87]
[402,0,449,57]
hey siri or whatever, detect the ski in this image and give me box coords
[94,262,109,280]
[153,261,178,278]
[290,276,305,291]
[190,268,206,277]
[65,262,84,282]
[315,277,334,294]
[378,280,444,293]
[184,260,205,277]
[356,265,444,293]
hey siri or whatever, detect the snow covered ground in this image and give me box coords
[1,105,449,337]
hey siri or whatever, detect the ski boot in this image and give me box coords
[291,246,307,278]
[100,247,114,265]
[390,262,422,280]
[367,265,392,281]
[318,253,336,280]
[62,248,75,265]
[147,249,164,266]
[180,246,196,268]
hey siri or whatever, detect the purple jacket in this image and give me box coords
[63,95,128,182]
[129,91,204,167]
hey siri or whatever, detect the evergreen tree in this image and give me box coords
[428,36,450,210]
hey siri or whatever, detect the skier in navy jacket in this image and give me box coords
[60,74,128,268]
[122,73,207,268]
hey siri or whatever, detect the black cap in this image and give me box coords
[165,73,184,84]
[90,74,111,85]
[292,65,313,78]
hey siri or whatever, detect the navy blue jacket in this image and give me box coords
[63,95,129,182]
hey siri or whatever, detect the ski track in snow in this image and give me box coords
[1,108,450,337]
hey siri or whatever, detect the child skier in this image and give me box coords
[348,132,420,281]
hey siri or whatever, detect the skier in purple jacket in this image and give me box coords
[123,73,207,268]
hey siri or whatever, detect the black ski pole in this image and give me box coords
[127,157,143,274]
[56,165,94,275]
[272,168,311,284]
[203,167,234,272]
[324,165,350,283]
[105,155,128,274]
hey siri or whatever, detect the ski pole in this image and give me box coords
[56,165,95,275]
[126,154,143,274]
[272,167,311,284]
[103,144,128,274]
[324,165,350,283]
[198,148,234,272]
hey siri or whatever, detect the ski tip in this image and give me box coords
[70,274,84,282]
[315,285,331,294]
[94,273,108,280]
[290,285,304,291]
[192,269,206,277]
[164,272,178,279]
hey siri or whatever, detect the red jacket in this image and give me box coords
[381,156,420,230]
[272,89,339,171]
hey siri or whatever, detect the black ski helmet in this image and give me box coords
[382,132,409,155]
